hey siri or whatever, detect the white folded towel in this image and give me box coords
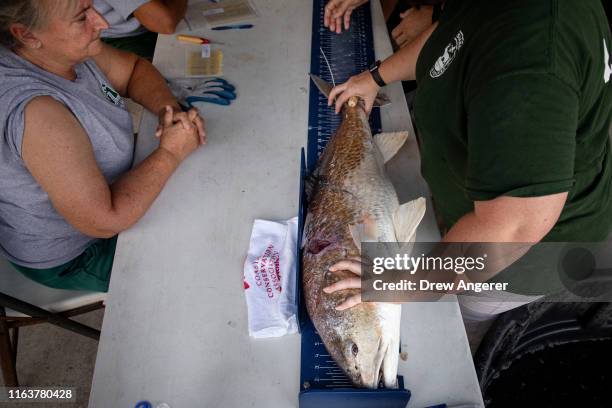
[243,217,299,338]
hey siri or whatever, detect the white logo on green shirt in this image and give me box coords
[604,39,612,84]
[430,30,464,79]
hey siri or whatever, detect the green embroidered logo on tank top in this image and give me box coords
[100,83,124,107]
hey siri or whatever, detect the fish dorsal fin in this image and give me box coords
[393,197,426,243]
[373,131,409,163]
[349,214,379,253]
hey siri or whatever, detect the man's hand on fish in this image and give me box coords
[391,6,434,48]
[324,0,369,33]
[323,259,363,311]
[328,70,380,114]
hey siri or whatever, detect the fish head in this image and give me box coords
[327,306,398,389]
[343,98,369,121]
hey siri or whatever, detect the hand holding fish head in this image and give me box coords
[328,70,380,114]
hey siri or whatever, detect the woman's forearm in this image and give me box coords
[93,148,179,237]
[163,0,188,28]
[126,58,181,115]
[134,0,188,34]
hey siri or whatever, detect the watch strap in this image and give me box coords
[369,60,386,87]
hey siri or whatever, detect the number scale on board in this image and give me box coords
[306,0,382,171]
[301,0,382,390]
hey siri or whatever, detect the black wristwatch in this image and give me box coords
[369,60,386,87]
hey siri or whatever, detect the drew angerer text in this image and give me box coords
[369,254,508,293]
[372,279,508,293]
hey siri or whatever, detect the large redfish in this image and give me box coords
[302,96,426,388]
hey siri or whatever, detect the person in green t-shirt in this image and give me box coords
[324,0,612,351]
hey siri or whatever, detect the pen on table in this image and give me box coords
[176,34,224,45]
[211,24,254,31]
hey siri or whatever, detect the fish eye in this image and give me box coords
[351,343,359,356]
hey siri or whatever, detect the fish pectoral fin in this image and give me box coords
[393,197,426,244]
[381,333,400,389]
[381,304,402,389]
[349,214,379,252]
[373,131,409,163]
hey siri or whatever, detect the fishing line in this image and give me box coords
[320,47,335,87]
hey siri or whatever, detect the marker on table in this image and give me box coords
[176,34,224,45]
[211,24,254,31]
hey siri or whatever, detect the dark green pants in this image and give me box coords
[102,31,158,60]
[10,237,118,293]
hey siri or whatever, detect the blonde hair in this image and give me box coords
[0,0,46,49]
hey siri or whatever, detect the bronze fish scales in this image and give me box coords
[302,96,426,388]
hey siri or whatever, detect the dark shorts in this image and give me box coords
[102,31,158,60]
[10,237,118,293]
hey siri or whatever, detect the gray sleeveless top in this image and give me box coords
[0,47,134,268]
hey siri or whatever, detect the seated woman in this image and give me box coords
[0,0,205,292]
[93,0,187,58]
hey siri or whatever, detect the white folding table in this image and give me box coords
[89,1,484,407]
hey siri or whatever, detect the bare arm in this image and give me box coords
[378,21,438,82]
[390,6,434,49]
[93,43,179,115]
[134,0,188,35]
[324,193,568,309]
[21,97,200,238]
[328,22,437,113]
[93,44,205,142]
[443,194,567,243]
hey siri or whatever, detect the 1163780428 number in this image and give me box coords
[1,387,76,403]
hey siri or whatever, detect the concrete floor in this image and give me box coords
[0,309,104,408]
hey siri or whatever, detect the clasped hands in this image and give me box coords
[155,106,206,165]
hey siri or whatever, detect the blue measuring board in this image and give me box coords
[296,1,411,407]
[306,0,382,171]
